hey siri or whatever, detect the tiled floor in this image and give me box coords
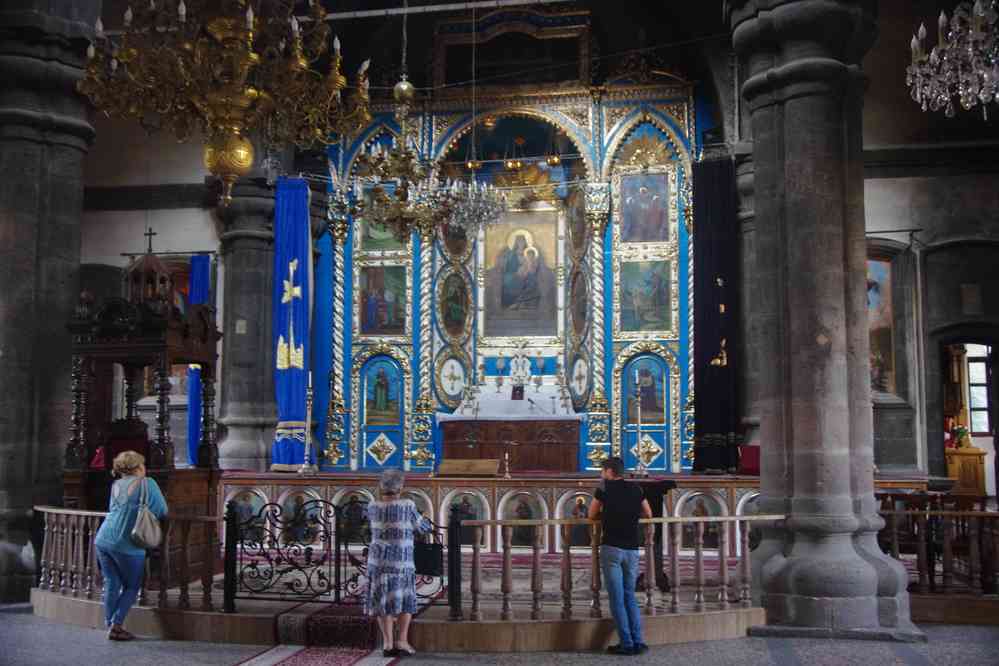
[3,602,998,666]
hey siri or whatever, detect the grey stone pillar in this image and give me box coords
[734,143,760,447]
[0,1,98,600]
[216,181,277,471]
[729,0,920,638]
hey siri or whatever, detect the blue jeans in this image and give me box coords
[601,545,643,649]
[96,546,145,627]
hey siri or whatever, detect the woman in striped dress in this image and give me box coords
[366,468,432,657]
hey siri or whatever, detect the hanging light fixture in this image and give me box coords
[79,0,372,205]
[353,0,504,241]
[907,1,999,119]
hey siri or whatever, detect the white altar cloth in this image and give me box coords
[437,383,583,421]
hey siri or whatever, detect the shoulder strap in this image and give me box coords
[139,478,149,507]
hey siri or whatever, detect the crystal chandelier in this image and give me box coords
[79,0,372,204]
[907,1,999,119]
[345,1,504,242]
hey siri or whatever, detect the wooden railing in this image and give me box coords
[34,506,222,611]
[879,510,999,595]
[449,514,784,621]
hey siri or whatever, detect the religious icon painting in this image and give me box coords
[439,222,472,262]
[482,210,559,339]
[568,268,589,341]
[434,346,470,410]
[279,491,322,545]
[359,265,407,336]
[680,493,723,550]
[619,260,672,333]
[620,172,670,243]
[359,217,406,253]
[866,258,895,394]
[436,268,472,341]
[561,493,593,547]
[364,358,401,425]
[450,492,487,546]
[565,185,588,261]
[337,490,370,544]
[625,356,667,424]
[228,490,266,545]
[501,492,545,547]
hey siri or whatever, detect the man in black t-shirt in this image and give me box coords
[589,457,652,656]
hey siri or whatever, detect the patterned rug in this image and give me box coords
[304,605,377,649]
[276,647,377,666]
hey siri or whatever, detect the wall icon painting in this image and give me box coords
[364,359,400,425]
[483,212,558,338]
[620,260,671,332]
[360,266,406,335]
[620,172,669,243]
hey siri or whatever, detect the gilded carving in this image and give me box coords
[350,343,411,469]
[611,341,682,469]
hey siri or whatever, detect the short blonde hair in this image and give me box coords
[112,450,145,477]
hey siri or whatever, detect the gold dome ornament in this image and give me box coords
[203,133,255,205]
[393,76,417,105]
[79,0,371,206]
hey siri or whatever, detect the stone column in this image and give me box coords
[0,0,98,600]
[728,0,920,638]
[216,181,277,471]
[734,144,761,448]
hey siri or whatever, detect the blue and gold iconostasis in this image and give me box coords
[308,7,715,475]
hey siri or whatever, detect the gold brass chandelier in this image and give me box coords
[79,0,372,204]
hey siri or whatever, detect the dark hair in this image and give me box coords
[601,456,624,477]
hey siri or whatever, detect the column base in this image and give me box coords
[218,416,276,472]
[749,624,926,643]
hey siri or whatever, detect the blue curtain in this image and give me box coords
[186,254,211,465]
[271,178,312,470]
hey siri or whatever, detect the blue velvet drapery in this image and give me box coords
[271,178,313,470]
[186,254,211,465]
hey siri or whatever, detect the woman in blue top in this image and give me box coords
[365,468,432,657]
[94,450,168,640]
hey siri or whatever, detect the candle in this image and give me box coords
[634,368,639,384]
[308,371,313,389]
[938,10,948,45]
[333,35,341,55]
[246,6,254,30]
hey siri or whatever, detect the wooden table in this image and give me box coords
[440,419,580,473]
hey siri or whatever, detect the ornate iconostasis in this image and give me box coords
[314,7,707,475]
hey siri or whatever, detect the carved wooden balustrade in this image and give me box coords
[452,514,784,621]
[35,506,221,611]
[880,509,999,595]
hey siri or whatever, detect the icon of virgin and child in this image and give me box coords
[484,227,557,337]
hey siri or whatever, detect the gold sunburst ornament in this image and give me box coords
[79,0,371,205]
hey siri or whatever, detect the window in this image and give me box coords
[967,344,992,436]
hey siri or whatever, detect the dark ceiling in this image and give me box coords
[99,1,730,92]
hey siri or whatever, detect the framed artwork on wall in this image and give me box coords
[480,208,561,343]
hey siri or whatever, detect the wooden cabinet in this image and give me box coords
[945,446,988,495]
[440,419,580,473]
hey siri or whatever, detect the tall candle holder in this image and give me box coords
[299,372,319,475]
[633,373,647,478]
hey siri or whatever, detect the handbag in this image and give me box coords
[413,540,443,577]
[130,479,163,549]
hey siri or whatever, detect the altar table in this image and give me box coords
[439,418,581,473]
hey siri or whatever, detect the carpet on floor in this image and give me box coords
[305,604,377,648]
[276,647,377,666]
